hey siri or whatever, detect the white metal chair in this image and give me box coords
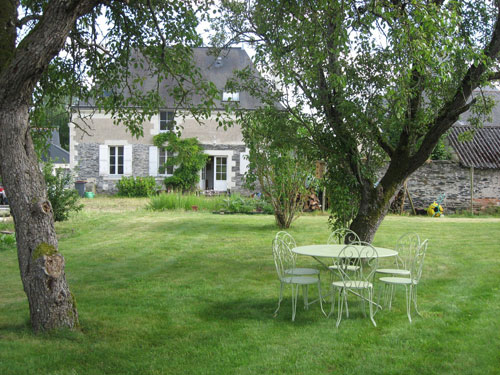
[330,243,379,327]
[272,238,325,321]
[327,228,362,274]
[376,232,420,277]
[275,231,320,277]
[379,239,428,323]
[327,228,361,245]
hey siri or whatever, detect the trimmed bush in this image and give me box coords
[116,176,158,197]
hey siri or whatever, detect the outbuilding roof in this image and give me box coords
[448,88,500,169]
[448,125,500,169]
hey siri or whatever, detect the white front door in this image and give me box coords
[214,156,227,191]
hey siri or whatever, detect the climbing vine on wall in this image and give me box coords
[153,133,207,192]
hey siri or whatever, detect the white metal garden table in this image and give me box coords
[293,244,398,261]
[292,244,398,310]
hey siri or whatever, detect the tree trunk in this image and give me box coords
[0,103,78,332]
[0,0,101,331]
[350,178,402,243]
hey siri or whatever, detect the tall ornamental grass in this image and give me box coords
[147,193,225,211]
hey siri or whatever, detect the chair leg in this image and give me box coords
[388,284,395,310]
[317,280,326,316]
[344,289,349,318]
[361,289,367,318]
[291,284,298,321]
[328,284,336,318]
[274,282,284,317]
[303,285,309,310]
[336,288,344,328]
[405,285,412,323]
[412,285,422,317]
[369,287,377,327]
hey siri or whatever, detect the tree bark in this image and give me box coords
[0,0,101,331]
[350,181,398,243]
[0,103,79,331]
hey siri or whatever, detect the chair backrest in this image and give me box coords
[327,228,361,245]
[336,242,378,284]
[275,231,297,250]
[410,239,428,284]
[272,238,295,281]
[395,232,421,269]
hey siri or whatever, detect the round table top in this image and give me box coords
[293,244,398,258]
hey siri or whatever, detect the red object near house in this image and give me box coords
[0,185,7,205]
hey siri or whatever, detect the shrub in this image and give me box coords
[43,163,83,222]
[0,233,16,252]
[240,107,315,228]
[116,176,158,197]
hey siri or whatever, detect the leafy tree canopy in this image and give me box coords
[17,0,220,139]
[213,0,500,239]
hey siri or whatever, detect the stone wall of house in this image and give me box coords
[402,160,500,212]
[75,143,251,195]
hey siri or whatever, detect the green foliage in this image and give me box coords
[147,193,225,211]
[30,103,70,159]
[116,176,158,197]
[0,233,16,252]
[430,136,452,161]
[214,1,500,237]
[23,1,222,140]
[153,133,207,192]
[222,194,274,214]
[42,163,83,222]
[240,107,315,228]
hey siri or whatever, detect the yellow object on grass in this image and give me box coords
[427,202,443,217]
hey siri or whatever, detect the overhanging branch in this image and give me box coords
[16,14,41,28]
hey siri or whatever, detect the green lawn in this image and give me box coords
[1,197,500,375]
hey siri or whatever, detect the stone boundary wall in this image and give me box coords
[402,160,500,212]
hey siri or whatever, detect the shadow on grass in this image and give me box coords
[199,297,326,325]
[0,319,31,336]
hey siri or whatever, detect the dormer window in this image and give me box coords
[214,57,223,68]
[160,111,175,132]
[222,92,240,102]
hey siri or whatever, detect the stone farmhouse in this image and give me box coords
[70,47,259,194]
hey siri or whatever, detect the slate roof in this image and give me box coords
[448,88,500,169]
[41,130,70,164]
[448,125,500,169]
[77,47,262,110]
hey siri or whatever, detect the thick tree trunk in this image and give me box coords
[350,175,402,243]
[0,0,101,331]
[0,104,78,331]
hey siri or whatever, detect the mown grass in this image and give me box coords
[0,197,499,375]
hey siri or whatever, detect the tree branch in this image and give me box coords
[487,70,500,81]
[16,14,41,28]
[409,3,500,171]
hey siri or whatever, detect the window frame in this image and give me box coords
[215,157,227,181]
[222,92,240,102]
[158,148,174,176]
[109,145,124,175]
[159,111,175,132]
